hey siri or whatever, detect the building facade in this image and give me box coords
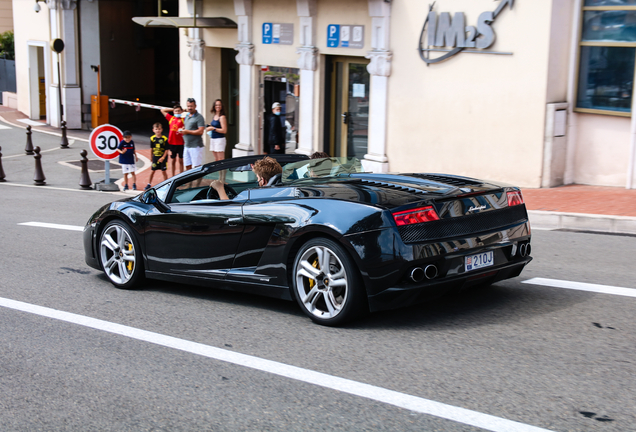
[11,0,636,188]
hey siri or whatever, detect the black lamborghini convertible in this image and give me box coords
[84,154,532,325]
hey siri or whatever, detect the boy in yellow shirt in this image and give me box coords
[146,123,169,190]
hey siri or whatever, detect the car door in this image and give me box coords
[143,165,251,279]
[143,200,245,278]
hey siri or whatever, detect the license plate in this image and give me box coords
[465,251,494,272]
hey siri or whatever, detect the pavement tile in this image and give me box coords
[522,185,636,217]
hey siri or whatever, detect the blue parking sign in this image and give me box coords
[262,22,272,44]
[327,24,340,48]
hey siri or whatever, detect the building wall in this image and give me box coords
[12,0,52,117]
[546,0,574,104]
[0,0,13,34]
[387,0,554,188]
[574,114,631,186]
[201,0,236,49]
[252,0,302,68]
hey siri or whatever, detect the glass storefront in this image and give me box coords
[260,67,300,154]
[329,58,370,159]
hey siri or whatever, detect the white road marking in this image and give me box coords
[0,115,88,142]
[2,140,77,159]
[0,296,554,432]
[0,183,127,196]
[523,278,636,298]
[18,222,84,231]
[0,124,11,130]
[16,118,47,126]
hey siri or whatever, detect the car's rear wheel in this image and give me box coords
[99,220,144,289]
[292,238,365,326]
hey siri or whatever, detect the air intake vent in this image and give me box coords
[410,174,483,187]
[357,180,426,194]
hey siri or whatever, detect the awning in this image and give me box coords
[132,17,237,29]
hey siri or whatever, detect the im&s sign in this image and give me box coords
[418,0,514,64]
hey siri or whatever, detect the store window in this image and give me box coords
[259,67,300,154]
[577,1,636,115]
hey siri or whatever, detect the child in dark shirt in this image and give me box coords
[117,131,138,191]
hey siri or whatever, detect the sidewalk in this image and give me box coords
[0,107,159,190]
[1,107,635,234]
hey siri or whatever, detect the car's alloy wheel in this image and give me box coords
[99,220,144,289]
[293,238,364,325]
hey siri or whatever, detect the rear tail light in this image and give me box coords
[507,191,524,207]
[393,206,440,226]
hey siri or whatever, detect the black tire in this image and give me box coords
[98,220,145,289]
[291,238,366,326]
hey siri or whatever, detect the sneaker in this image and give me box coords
[132,183,137,190]
[123,184,129,191]
[145,183,151,190]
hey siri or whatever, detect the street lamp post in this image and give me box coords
[50,38,69,148]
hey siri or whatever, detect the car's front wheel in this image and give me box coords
[292,238,365,326]
[99,220,144,289]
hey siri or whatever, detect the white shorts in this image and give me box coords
[209,137,227,153]
[184,146,204,167]
[121,164,136,174]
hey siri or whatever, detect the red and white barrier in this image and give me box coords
[108,98,171,112]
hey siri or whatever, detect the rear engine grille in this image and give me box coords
[398,205,528,243]
[409,174,483,187]
[357,180,426,194]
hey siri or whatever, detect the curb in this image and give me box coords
[528,210,636,235]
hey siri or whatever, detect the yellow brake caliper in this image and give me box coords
[308,258,319,288]
[126,242,134,273]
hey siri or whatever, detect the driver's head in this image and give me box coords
[253,157,282,186]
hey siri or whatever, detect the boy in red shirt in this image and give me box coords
[160,105,185,177]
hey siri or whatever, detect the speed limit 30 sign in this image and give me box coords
[89,124,123,160]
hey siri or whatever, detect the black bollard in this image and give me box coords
[33,146,46,186]
[25,125,34,155]
[60,121,70,149]
[0,146,6,182]
[79,149,92,190]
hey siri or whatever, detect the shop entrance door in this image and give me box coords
[330,58,370,158]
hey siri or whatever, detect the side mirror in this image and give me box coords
[142,189,170,213]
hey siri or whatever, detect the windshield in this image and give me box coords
[281,157,365,182]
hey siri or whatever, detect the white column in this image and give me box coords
[564,0,582,185]
[60,4,81,129]
[48,6,60,127]
[233,0,256,156]
[47,0,82,128]
[295,0,318,155]
[187,0,204,107]
[363,0,391,173]
[187,28,204,107]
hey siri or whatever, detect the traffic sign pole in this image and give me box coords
[89,124,123,191]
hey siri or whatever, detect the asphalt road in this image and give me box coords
[1,127,636,431]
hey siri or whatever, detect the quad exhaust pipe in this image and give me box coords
[518,243,531,257]
[409,264,438,282]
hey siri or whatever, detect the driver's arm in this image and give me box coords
[211,180,229,200]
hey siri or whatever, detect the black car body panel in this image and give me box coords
[84,154,531,314]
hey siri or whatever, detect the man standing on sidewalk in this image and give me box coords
[178,98,206,170]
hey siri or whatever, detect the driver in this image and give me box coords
[211,157,282,200]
